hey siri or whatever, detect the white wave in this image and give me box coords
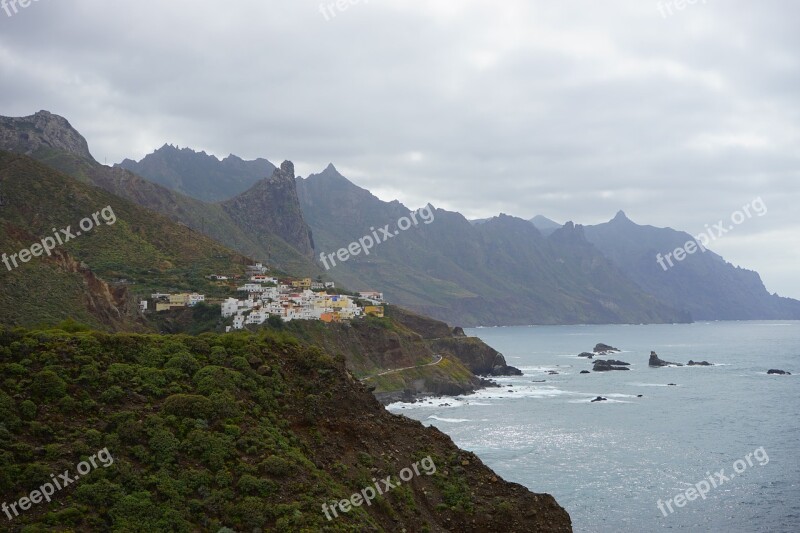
[427,416,471,423]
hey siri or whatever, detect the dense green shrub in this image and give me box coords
[162,394,213,419]
[28,370,67,400]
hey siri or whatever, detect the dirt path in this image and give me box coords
[360,354,443,381]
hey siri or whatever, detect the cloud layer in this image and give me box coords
[1,0,797,297]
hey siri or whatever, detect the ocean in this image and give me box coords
[387,321,800,532]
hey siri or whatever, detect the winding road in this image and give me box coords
[360,354,443,381]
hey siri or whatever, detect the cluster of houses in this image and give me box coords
[223,280,385,331]
[143,262,386,330]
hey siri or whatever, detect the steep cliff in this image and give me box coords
[222,160,316,260]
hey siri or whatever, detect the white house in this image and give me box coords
[245,310,269,325]
[188,293,205,306]
[359,291,384,302]
[221,298,239,318]
[238,283,266,293]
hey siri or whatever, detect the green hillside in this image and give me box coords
[0,326,572,532]
[0,151,250,330]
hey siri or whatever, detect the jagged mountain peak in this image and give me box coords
[114,143,276,202]
[611,210,632,223]
[279,160,295,178]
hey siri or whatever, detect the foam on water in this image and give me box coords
[392,322,800,533]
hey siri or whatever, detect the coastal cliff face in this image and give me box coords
[280,316,486,404]
[387,306,522,376]
[429,336,519,376]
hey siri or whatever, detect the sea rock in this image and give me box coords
[767,369,791,375]
[687,360,713,366]
[491,364,523,376]
[594,343,620,354]
[546,370,559,375]
[597,359,629,366]
[580,370,591,374]
[592,359,630,371]
[667,383,677,386]
[591,396,607,402]
[637,394,643,397]
[578,352,595,358]
[649,351,682,367]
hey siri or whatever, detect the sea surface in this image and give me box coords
[387,321,800,533]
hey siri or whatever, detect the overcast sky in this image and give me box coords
[1,0,798,298]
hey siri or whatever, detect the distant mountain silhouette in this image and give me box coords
[583,211,800,320]
[529,215,562,236]
[117,144,275,202]
[296,165,688,326]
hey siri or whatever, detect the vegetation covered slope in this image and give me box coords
[0,326,572,532]
[0,151,517,403]
[0,112,319,276]
[0,151,250,330]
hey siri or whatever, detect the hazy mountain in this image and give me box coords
[0,111,319,275]
[116,144,275,202]
[583,211,800,320]
[296,165,688,326]
[13,112,793,324]
[530,214,562,236]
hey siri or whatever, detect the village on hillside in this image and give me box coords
[140,262,385,331]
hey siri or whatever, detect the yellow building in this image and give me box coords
[364,305,384,318]
[330,297,351,309]
[169,293,190,306]
[290,278,313,289]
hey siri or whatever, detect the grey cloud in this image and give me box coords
[0,0,797,297]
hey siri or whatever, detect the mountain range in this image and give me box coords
[3,110,798,326]
[116,144,275,202]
